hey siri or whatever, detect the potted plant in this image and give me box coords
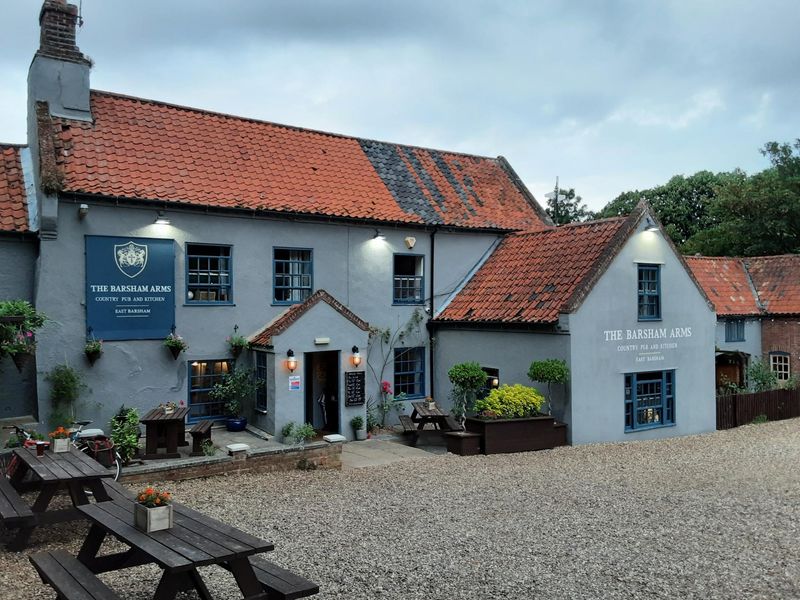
[159,401,179,415]
[293,422,316,445]
[467,384,567,454]
[281,421,297,445]
[350,415,367,441]
[163,332,188,359]
[46,363,86,429]
[110,406,140,465]
[226,326,249,359]
[0,300,47,372]
[134,486,173,532]
[2,330,36,372]
[85,338,103,365]
[528,359,570,417]
[48,426,70,453]
[447,362,488,430]
[209,367,263,431]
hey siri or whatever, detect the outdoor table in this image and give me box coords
[7,446,112,549]
[410,401,450,430]
[140,406,190,460]
[77,495,275,600]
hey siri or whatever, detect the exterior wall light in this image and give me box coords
[286,349,297,373]
[154,211,171,225]
[351,346,362,367]
[78,203,89,219]
[373,229,386,240]
[404,236,416,249]
[490,377,499,388]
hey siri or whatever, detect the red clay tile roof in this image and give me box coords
[45,91,550,231]
[249,289,369,347]
[684,257,761,316]
[435,216,633,324]
[745,255,800,315]
[0,144,29,233]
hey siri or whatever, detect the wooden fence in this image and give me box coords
[716,388,800,430]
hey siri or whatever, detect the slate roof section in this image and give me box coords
[745,255,800,315]
[435,216,633,324]
[0,144,29,233]
[684,257,762,316]
[249,289,369,348]
[44,90,550,231]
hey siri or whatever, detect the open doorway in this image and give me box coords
[304,351,340,435]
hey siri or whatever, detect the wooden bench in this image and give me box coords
[248,556,319,600]
[398,415,418,445]
[29,549,122,600]
[189,419,213,456]
[0,475,34,528]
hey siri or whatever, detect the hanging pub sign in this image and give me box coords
[85,236,175,340]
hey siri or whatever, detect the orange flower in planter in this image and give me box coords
[48,426,70,439]
[136,486,173,508]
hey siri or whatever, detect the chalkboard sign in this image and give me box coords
[345,371,365,406]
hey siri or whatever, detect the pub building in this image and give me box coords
[1,0,719,444]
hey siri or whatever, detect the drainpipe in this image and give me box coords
[429,227,438,397]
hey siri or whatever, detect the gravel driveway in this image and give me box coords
[2,419,799,599]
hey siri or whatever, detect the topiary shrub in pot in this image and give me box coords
[467,384,566,454]
[447,361,488,430]
[209,367,263,432]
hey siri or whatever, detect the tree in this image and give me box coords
[528,359,569,416]
[447,362,488,429]
[545,184,592,225]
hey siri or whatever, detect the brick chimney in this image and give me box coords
[38,0,90,64]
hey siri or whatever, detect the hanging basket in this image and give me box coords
[11,352,32,373]
[86,350,102,366]
[231,345,243,359]
[168,345,182,360]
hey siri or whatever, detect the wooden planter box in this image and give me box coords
[444,431,481,456]
[51,438,70,453]
[465,416,567,454]
[134,503,173,532]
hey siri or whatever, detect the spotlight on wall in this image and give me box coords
[154,211,171,225]
[644,216,659,232]
[373,229,386,240]
[78,203,89,220]
[286,349,297,373]
[490,377,500,389]
[351,346,362,367]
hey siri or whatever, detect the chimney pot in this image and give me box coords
[38,0,88,64]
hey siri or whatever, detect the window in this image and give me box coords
[273,248,312,304]
[624,370,675,431]
[188,359,231,421]
[254,352,270,412]
[770,352,790,381]
[393,254,424,304]
[186,244,232,303]
[725,319,745,342]
[394,347,425,398]
[637,264,661,321]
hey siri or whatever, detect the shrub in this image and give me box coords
[293,423,316,444]
[111,406,140,464]
[350,415,364,430]
[746,359,777,392]
[528,359,569,415]
[751,414,768,425]
[474,384,545,419]
[209,368,263,417]
[281,422,296,440]
[448,362,488,426]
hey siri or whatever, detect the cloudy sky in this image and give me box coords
[1,1,798,210]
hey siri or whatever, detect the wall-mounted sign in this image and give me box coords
[289,376,301,391]
[602,326,693,364]
[345,371,365,406]
[85,236,175,340]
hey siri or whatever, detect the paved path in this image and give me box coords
[341,438,442,469]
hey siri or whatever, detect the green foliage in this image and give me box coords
[293,422,316,444]
[751,414,768,425]
[528,360,569,386]
[46,364,85,405]
[746,359,778,392]
[111,406,140,464]
[350,415,364,430]
[365,398,380,432]
[201,439,216,456]
[0,300,47,357]
[281,421,296,440]
[545,186,593,225]
[209,367,263,417]
[474,384,545,419]
[447,362,488,423]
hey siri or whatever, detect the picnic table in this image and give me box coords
[409,401,456,430]
[140,406,190,460]
[4,446,112,550]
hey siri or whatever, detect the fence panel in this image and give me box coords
[716,389,800,430]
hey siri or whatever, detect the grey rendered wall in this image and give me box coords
[0,237,38,418]
[715,319,761,359]
[568,225,717,445]
[433,329,571,422]
[33,201,496,432]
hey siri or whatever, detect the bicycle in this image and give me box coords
[1,421,122,481]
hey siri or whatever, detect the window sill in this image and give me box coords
[272,301,307,307]
[254,409,268,415]
[392,302,425,306]
[183,302,235,307]
[637,317,662,322]
[625,422,675,433]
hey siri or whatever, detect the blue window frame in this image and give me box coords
[394,347,425,398]
[637,264,661,321]
[188,359,231,422]
[273,248,312,304]
[724,319,745,342]
[255,351,269,413]
[186,243,232,304]
[624,370,675,431]
[393,254,424,304]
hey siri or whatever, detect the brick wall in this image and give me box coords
[38,0,88,64]
[761,317,800,380]
[120,442,342,484]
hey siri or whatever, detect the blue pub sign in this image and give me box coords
[85,236,175,340]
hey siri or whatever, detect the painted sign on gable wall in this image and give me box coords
[85,236,175,340]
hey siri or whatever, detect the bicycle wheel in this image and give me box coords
[0,450,15,478]
[111,453,122,481]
